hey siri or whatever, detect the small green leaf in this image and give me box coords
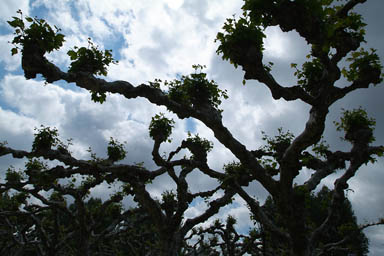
[67,50,77,60]
[91,91,106,104]
[7,19,21,28]
[11,48,18,55]
[25,17,33,22]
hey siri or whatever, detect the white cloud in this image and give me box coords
[264,26,293,59]
[0,34,20,71]
[0,107,36,139]
[0,0,30,25]
[2,75,67,124]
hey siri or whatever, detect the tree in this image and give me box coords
[184,215,264,255]
[184,187,368,256]
[0,192,161,256]
[261,186,369,255]
[0,127,234,256]
[1,1,384,255]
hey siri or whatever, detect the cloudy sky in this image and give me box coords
[0,0,383,254]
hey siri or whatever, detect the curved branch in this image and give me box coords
[249,69,315,104]
[280,106,328,188]
[304,151,351,191]
[235,184,291,242]
[336,0,367,18]
[18,50,279,196]
[309,141,380,250]
[333,73,382,103]
[181,189,236,235]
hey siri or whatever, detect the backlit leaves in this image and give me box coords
[7,10,65,55]
[341,48,383,84]
[334,107,376,143]
[107,137,126,162]
[166,65,228,111]
[67,38,118,77]
[149,113,175,143]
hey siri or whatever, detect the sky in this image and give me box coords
[0,0,383,254]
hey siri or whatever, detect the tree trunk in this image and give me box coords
[159,232,182,256]
[79,232,90,256]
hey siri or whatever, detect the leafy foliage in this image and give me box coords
[149,113,175,142]
[255,128,295,175]
[161,190,177,217]
[166,65,228,111]
[291,58,325,96]
[334,107,376,143]
[215,15,265,68]
[67,38,118,104]
[32,126,61,152]
[107,137,126,162]
[221,161,250,187]
[67,37,118,77]
[185,132,213,154]
[7,10,65,55]
[341,48,383,84]
[261,128,294,156]
[5,167,23,185]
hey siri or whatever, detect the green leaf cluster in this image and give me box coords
[261,128,294,156]
[25,158,47,173]
[161,190,177,216]
[0,193,24,212]
[107,137,126,162]
[7,10,65,55]
[334,107,376,143]
[220,161,250,187]
[68,39,118,104]
[215,15,265,68]
[32,126,60,152]
[257,128,295,175]
[49,191,65,203]
[5,168,23,185]
[185,132,213,154]
[166,65,228,111]
[149,113,175,142]
[311,138,330,159]
[326,5,366,39]
[67,38,118,77]
[291,58,325,95]
[25,158,55,189]
[148,78,162,89]
[90,91,107,104]
[341,48,383,84]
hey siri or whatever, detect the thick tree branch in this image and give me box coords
[0,145,165,184]
[336,0,367,18]
[304,151,351,191]
[18,50,280,196]
[249,68,315,104]
[333,73,382,102]
[280,106,328,189]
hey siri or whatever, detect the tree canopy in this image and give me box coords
[1,0,384,255]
